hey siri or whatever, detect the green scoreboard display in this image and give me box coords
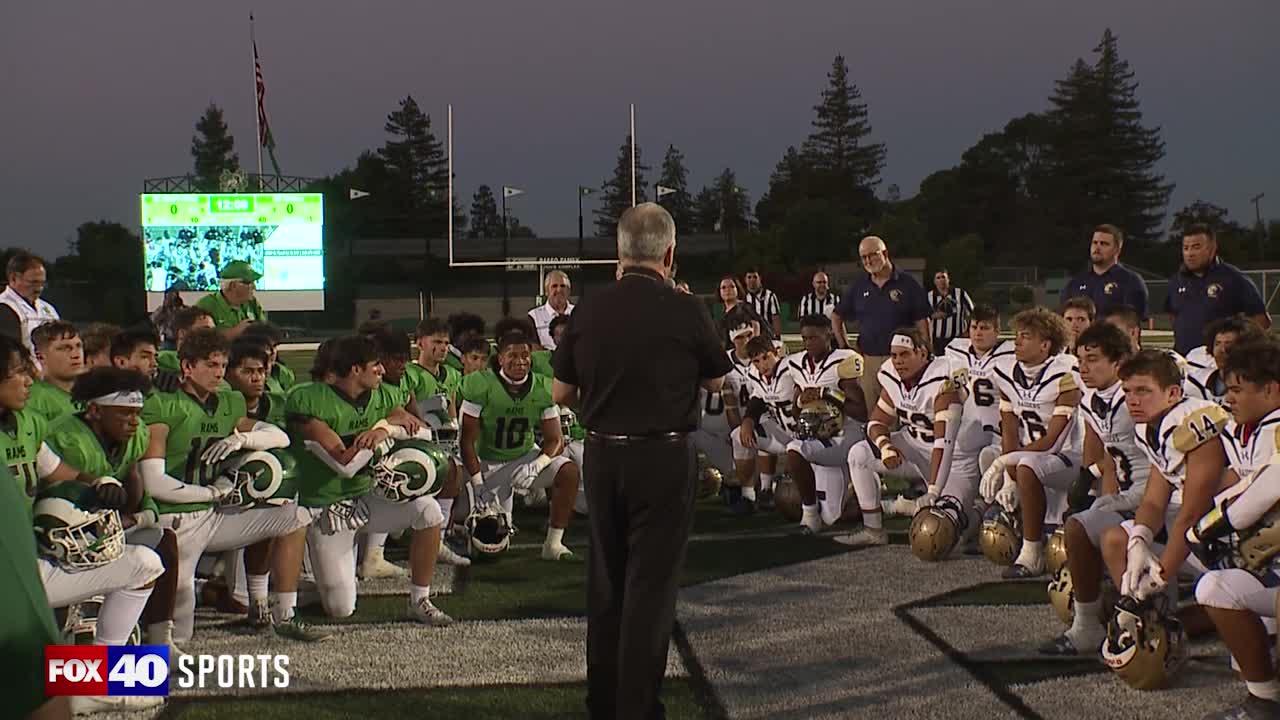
[140,193,324,310]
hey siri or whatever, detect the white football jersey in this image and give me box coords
[744,361,799,433]
[1134,397,1230,503]
[945,339,1015,449]
[878,355,956,453]
[1221,408,1280,481]
[1183,346,1213,372]
[992,353,1082,454]
[699,350,752,434]
[1079,381,1150,493]
[784,348,864,392]
[1184,362,1228,408]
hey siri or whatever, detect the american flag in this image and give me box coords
[253,32,282,175]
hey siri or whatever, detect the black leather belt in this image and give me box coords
[586,430,688,445]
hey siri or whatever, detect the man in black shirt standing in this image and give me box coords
[553,203,731,720]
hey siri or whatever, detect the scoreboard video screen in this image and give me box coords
[140,193,324,310]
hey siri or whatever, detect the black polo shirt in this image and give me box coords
[553,267,732,435]
[833,267,931,356]
[1062,263,1149,319]
[1164,258,1266,354]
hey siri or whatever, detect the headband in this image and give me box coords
[89,391,145,408]
[729,324,754,339]
[891,334,916,351]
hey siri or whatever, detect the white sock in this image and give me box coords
[1247,680,1280,702]
[410,584,431,604]
[145,621,174,645]
[742,486,757,501]
[271,591,297,623]
[1016,539,1044,568]
[364,532,389,555]
[247,574,270,604]
[759,474,775,493]
[96,587,154,645]
[437,498,454,527]
[862,511,883,530]
[545,527,565,547]
[1069,599,1103,639]
[801,502,819,517]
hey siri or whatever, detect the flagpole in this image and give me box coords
[250,13,263,185]
[629,104,636,207]
[447,104,453,267]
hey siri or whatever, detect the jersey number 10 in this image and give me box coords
[494,417,531,450]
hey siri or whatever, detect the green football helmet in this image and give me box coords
[372,439,448,502]
[558,407,577,438]
[33,482,125,571]
[217,449,290,509]
[422,399,460,457]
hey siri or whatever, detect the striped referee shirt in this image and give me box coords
[744,288,780,323]
[927,287,974,342]
[797,291,841,319]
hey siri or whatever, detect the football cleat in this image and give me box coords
[358,546,408,579]
[541,543,575,561]
[437,541,472,567]
[833,526,887,547]
[410,596,454,627]
[1102,595,1187,690]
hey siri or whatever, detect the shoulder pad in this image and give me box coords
[837,352,864,380]
[1170,401,1230,455]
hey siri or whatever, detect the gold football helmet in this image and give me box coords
[794,400,844,441]
[1045,526,1069,575]
[1236,503,1280,572]
[979,506,1022,566]
[909,496,968,562]
[1048,567,1119,625]
[1102,595,1187,690]
[694,452,723,500]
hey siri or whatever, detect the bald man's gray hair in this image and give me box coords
[617,203,675,263]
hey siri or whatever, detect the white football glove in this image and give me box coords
[914,492,939,513]
[1120,535,1166,600]
[995,479,1019,512]
[208,476,236,502]
[980,455,1010,503]
[202,432,248,466]
[512,454,553,492]
[131,508,160,530]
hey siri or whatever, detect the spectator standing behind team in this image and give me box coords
[1165,222,1271,354]
[927,268,973,356]
[150,287,185,349]
[1062,224,1150,322]
[832,235,931,415]
[527,270,574,350]
[717,275,768,347]
[797,271,841,320]
[0,251,60,358]
[743,268,782,339]
[195,260,268,339]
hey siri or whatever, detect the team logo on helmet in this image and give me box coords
[1102,595,1187,690]
[909,496,968,562]
[372,439,446,503]
[218,450,287,509]
[33,483,125,571]
[1045,526,1069,575]
[774,474,803,522]
[978,505,1022,566]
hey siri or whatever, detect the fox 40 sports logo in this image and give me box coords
[46,645,291,696]
[46,646,170,697]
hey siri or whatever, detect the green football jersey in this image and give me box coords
[267,362,296,395]
[286,382,402,507]
[0,408,48,503]
[156,350,179,373]
[27,381,79,423]
[461,369,557,463]
[531,350,553,379]
[444,350,464,373]
[415,361,462,407]
[45,414,149,483]
[386,363,429,408]
[0,465,64,718]
[248,391,287,428]
[141,388,247,515]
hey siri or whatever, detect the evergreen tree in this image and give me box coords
[714,169,751,232]
[191,104,239,192]
[755,146,812,229]
[468,185,501,239]
[1046,29,1173,244]
[655,145,695,231]
[378,96,449,236]
[802,55,886,191]
[692,186,720,234]
[593,135,649,236]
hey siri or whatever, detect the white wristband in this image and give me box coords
[470,472,483,487]
[1130,524,1154,546]
[532,453,553,473]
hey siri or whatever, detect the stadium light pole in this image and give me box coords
[1252,193,1266,229]
[578,186,594,258]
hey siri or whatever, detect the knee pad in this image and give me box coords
[411,496,446,530]
[847,441,875,470]
[1195,570,1246,611]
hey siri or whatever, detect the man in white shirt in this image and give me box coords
[797,271,841,320]
[528,270,574,350]
[0,251,60,358]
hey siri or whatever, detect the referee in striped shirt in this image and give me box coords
[927,269,973,356]
[797,271,841,320]
[743,268,782,339]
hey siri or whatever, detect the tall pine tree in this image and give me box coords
[593,135,649,236]
[191,104,239,192]
[655,145,695,232]
[468,185,501,239]
[1046,29,1173,244]
[378,96,449,236]
[715,169,751,232]
[803,55,886,191]
[692,186,720,233]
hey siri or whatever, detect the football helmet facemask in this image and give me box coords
[978,505,1022,567]
[464,484,510,555]
[1102,595,1187,690]
[794,400,844,442]
[909,495,968,562]
[33,484,125,571]
[372,439,447,503]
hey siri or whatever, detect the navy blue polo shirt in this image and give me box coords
[834,268,931,356]
[1164,258,1266,354]
[1062,263,1149,319]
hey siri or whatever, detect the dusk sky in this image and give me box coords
[3,1,1278,261]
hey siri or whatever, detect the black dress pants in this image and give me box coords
[583,433,697,720]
